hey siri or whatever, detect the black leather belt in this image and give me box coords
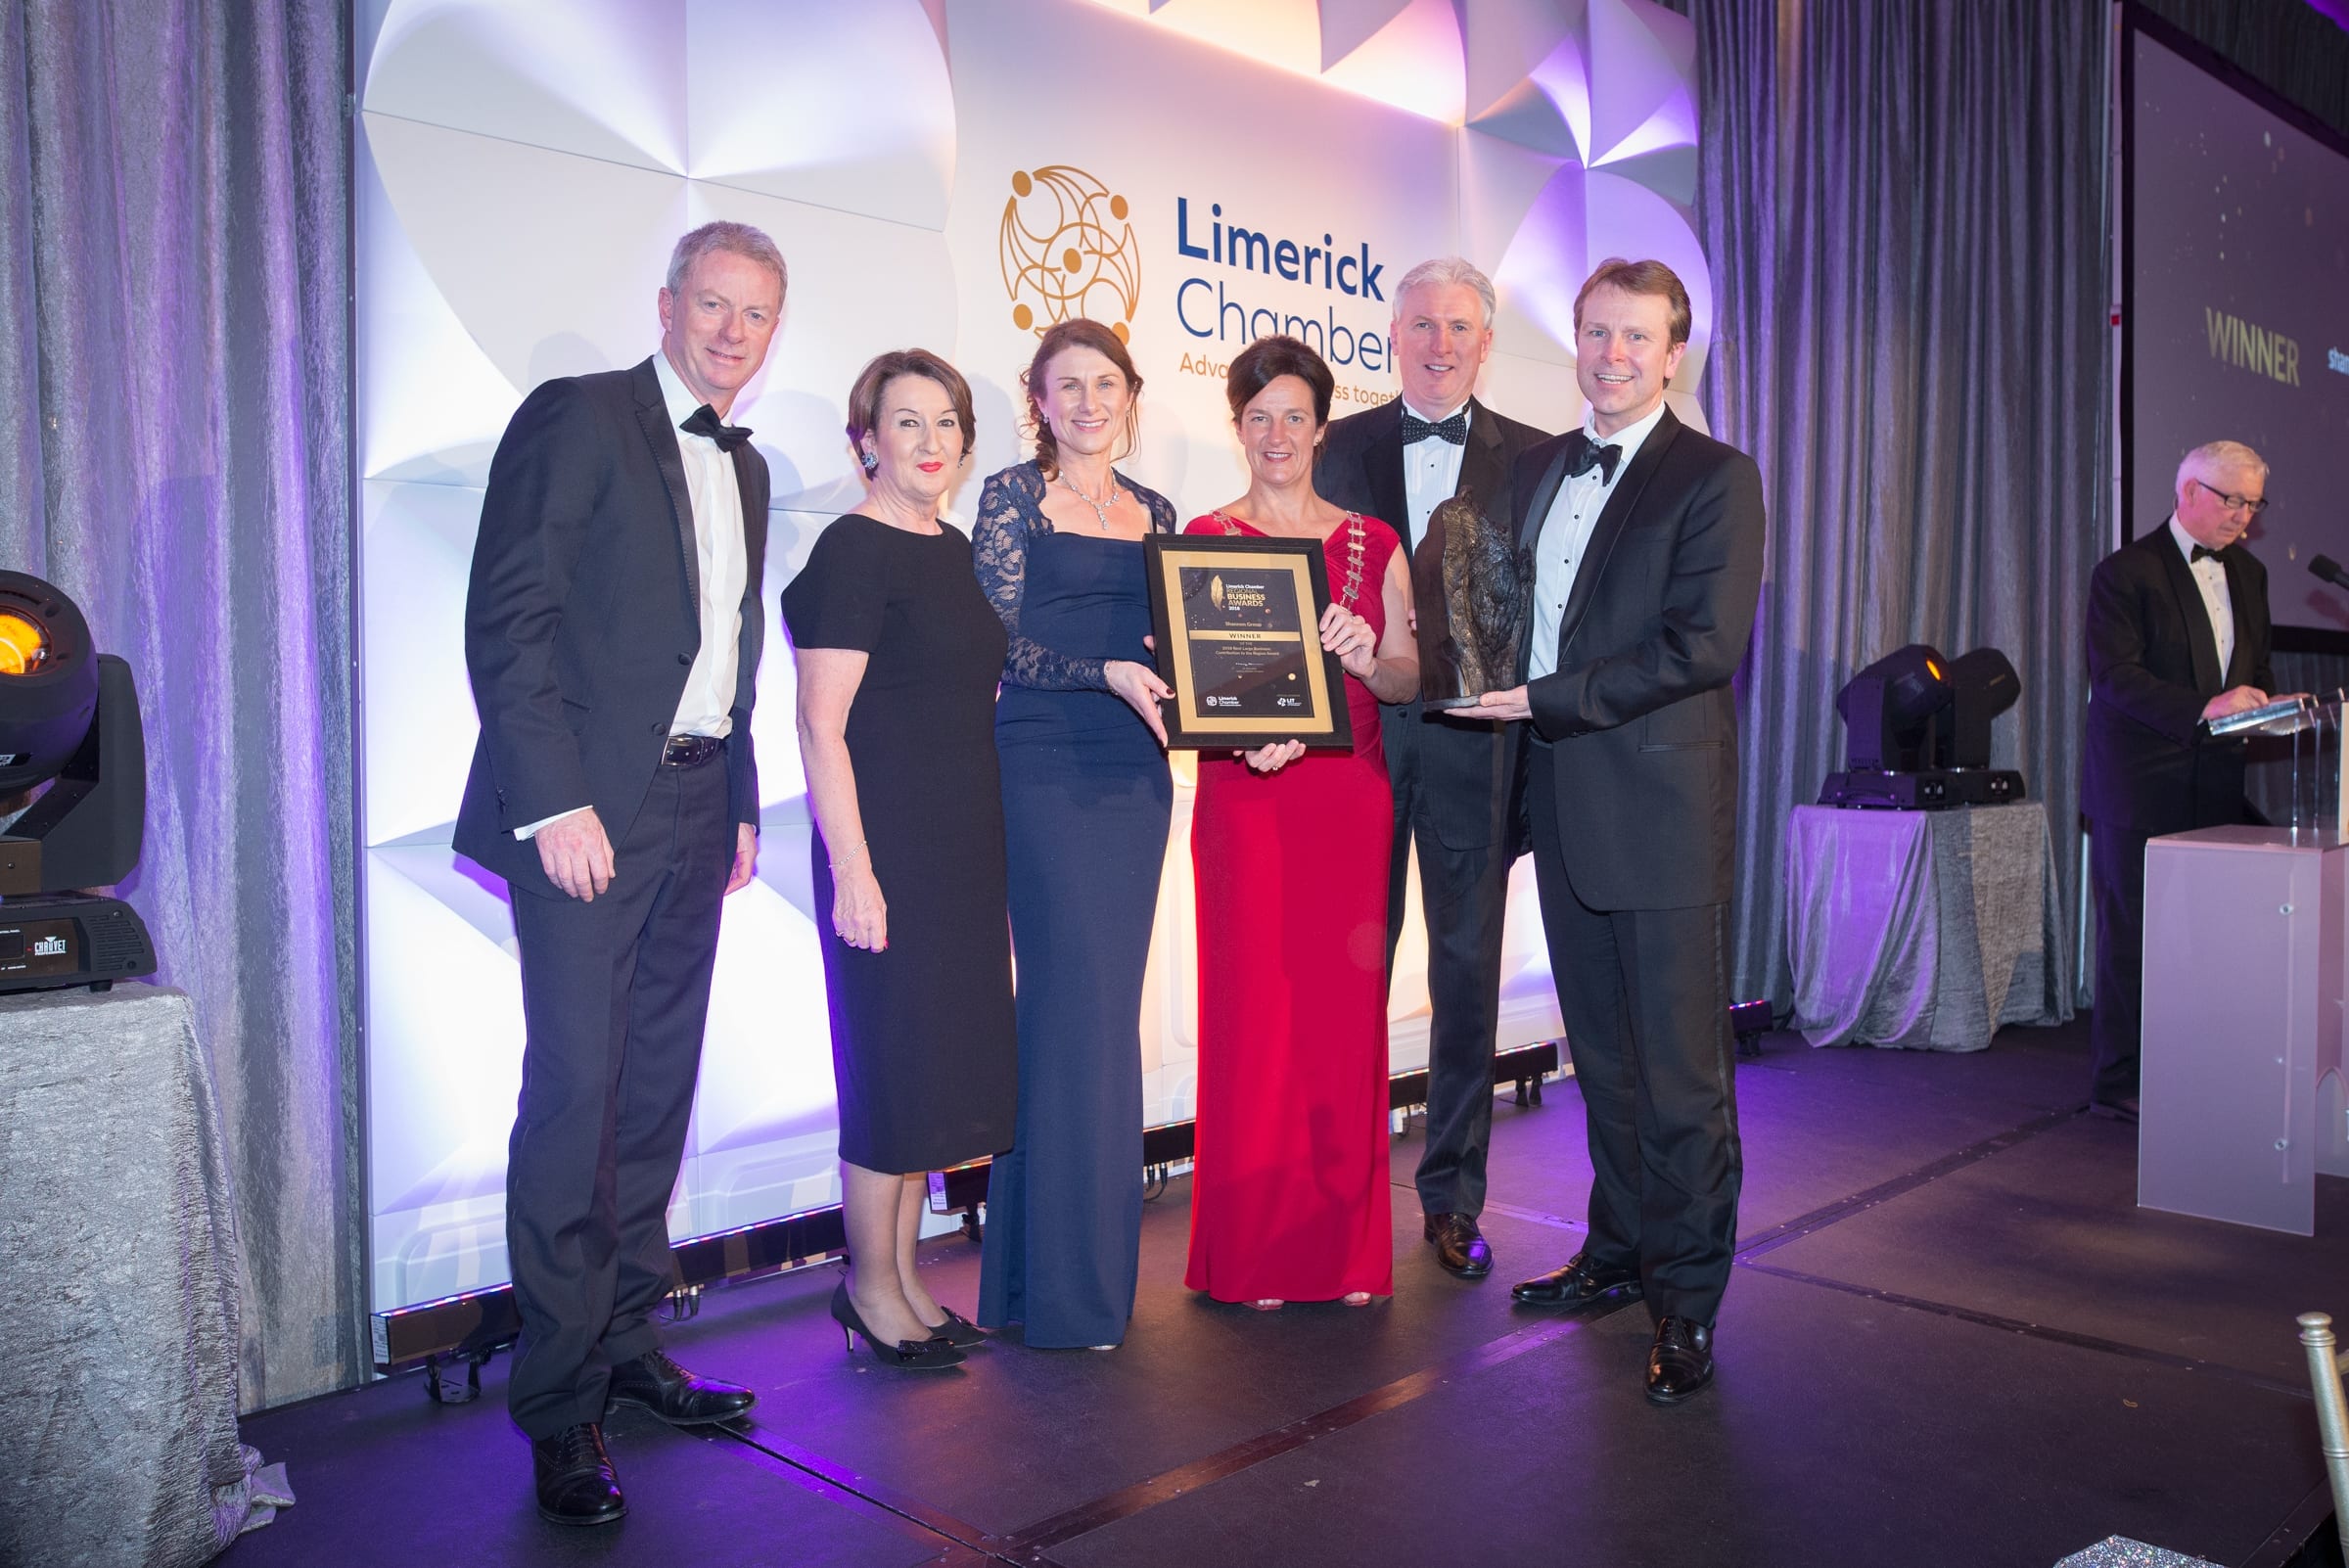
[661,734,724,768]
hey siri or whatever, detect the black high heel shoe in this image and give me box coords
[830,1282,966,1370]
[922,1306,989,1349]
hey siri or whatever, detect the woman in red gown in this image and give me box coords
[1184,336,1419,1309]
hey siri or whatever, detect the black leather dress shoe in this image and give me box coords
[2090,1095,2140,1125]
[532,1422,625,1526]
[1644,1317,1715,1407]
[1423,1212,1494,1277]
[606,1349,757,1426]
[1508,1251,1642,1314]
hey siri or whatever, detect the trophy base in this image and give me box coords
[1423,694,1488,711]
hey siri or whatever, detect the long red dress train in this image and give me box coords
[1183,510,1399,1304]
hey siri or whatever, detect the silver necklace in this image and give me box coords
[1059,470,1118,531]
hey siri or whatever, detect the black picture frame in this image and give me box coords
[1142,533,1354,752]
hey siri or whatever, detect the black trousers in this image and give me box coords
[2087,820,2154,1106]
[1383,722,1514,1220]
[503,755,731,1440]
[1527,743,1741,1325]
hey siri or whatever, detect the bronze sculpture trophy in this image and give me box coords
[1414,490,1533,709]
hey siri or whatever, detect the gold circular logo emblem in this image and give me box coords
[999,165,1139,339]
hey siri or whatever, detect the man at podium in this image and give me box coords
[2082,439,2278,1123]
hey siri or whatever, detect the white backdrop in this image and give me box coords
[357,0,1711,1314]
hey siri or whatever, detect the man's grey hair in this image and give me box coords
[1393,256,1497,328]
[2176,438,2267,493]
[666,221,788,300]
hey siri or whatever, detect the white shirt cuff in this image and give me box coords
[514,806,589,841]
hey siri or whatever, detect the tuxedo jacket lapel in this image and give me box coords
[1511,439,1575,683]
[1515,438,1574,555]
[2153,540,2222,694]
[1362,399,1411,549]
[731,442,767,608]
[1454,396,1505,525]
[1553,411,1681,665]
[631,357,701,627]
[2220,550,2254,687]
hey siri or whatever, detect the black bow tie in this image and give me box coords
[2190,544,2220,564]
[1566,438,1623,484]
[1399,408,1468,446]
[682,403,752,452]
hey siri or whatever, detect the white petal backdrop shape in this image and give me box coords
[684,0,955,229]
[1319,0,1468,123]
[1476,136,1587,366]
[361,479,488,847]
[679,870,845,1236]
[363,0,691,173]
[364,115,695,399]
[1586,0,1697,169]
[364,845,526,1221]
[355,144,524,486]
[1463,0,1590,156]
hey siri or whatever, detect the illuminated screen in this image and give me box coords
[2126,14,2349,643]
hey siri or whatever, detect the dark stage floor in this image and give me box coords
[231,1019,2347,1568]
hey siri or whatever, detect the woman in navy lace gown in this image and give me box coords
[973,319,1177,1350]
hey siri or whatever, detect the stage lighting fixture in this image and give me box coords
[1819,643,2026,809]
[0,570,156,992]
[1834,644,1951,772]
[1939,647,2020,770]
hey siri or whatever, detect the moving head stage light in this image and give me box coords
[1819,644,2026,809]
[0,571,156,992]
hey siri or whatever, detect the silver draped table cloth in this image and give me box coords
[0,984,276,1566]
[1785,803,2074,1050]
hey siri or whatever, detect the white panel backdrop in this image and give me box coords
[357,0,1710,1313]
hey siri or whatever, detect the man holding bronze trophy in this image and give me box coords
[1476,258,1765,1406]
[1315,257,1548,1280]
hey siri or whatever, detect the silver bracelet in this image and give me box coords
[828,839,869,872]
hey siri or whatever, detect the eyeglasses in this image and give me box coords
[2190,479,2268,515]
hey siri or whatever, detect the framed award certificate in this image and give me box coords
[1142,534,1353,752]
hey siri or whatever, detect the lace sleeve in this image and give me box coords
[971,466,1110,691]
[1131,482,1178,534]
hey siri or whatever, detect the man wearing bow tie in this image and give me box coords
[2081,440,2278,1124]
[1315,257,1548,1282]
[1475,258,1765,1406]
[456,222,781,1524]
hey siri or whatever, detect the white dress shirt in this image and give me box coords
[517,352,749,841]
[653,349,748,738]
[1400,398,1470,550]
[2168,514,2234,678]
[1528,400,1671,681]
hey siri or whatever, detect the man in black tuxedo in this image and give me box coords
[456,221,782,1525]
[2081,440,2277,1122]
[1315,257,1547,1280]
[1475,258,1765,1406]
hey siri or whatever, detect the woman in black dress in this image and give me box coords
[782,349,1016,1370]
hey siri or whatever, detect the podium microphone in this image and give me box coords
[2310,554,2349,590]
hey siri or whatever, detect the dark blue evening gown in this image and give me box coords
[972,460,1175,1349]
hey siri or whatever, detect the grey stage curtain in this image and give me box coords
[0,2,357,1407]
[1663,0,2111,1004]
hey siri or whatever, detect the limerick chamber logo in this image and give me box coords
[999,164,1139,339]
